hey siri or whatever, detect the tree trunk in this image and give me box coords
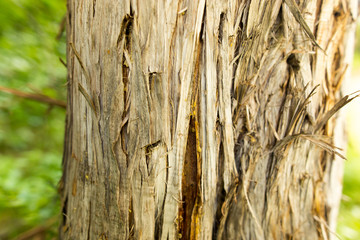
[60,0,357,239]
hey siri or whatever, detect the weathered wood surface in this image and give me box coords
[60,0,357,239]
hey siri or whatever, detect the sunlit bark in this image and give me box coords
[60,0,357,239]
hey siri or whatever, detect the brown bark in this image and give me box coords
[60,0,357,239]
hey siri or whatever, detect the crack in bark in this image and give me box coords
[179,117,198,239]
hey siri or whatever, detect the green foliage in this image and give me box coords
[338,141,360,240]
[0,0,66,238]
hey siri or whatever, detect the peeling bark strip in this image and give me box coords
[61,0,357,239]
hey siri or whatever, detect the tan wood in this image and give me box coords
[60,0,357,239]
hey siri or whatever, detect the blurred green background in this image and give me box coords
[337,22,360,240]
[0,0,66,239]
[0,1,358,239]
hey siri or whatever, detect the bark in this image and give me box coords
[60,0,357,239]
